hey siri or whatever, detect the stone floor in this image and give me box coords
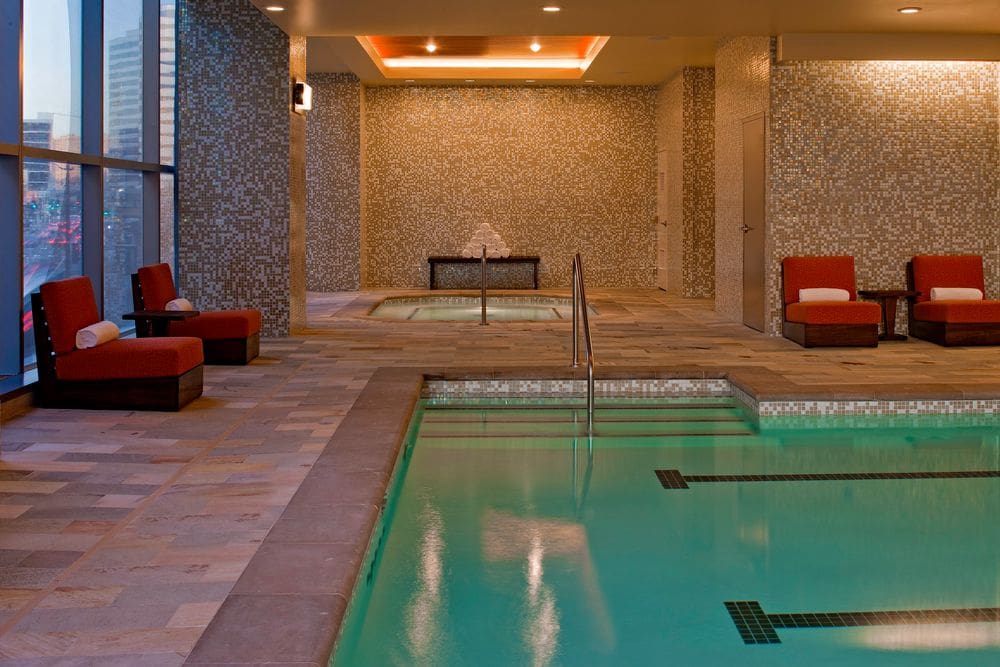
[1,289,998,665]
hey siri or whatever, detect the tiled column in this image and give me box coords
[176,0,304,335]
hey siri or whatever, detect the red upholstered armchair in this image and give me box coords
[907,255,1000,346]
[132,264,261,364]
[31,276,203,410]
[781,256,881,347]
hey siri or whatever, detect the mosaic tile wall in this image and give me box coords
[656,73,684,295]
[289,35,307,332]
[682,67,716,298]
[714,37,772,323]
[306,73,362,291]
[656,68,716,298]
[176,0,298,336]
[767,61,1000,335]
[362,86,658,288]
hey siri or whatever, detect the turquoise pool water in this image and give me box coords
[332,398,1000,666]
[370,296,595,321]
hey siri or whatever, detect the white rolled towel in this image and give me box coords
[461,247,473,258]
[798,288,850,302]
[75,320,120,350]
[500,247,511,258]
[479,223,492,231]
[930,287,983,301]
[165,297,194,311]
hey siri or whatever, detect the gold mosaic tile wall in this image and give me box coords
[657,68,716,298]
[362,86,658,288]
[289,35,307,332]
[176,0,298,335]
[682,67,716,298]
[306,74,362,291]
[767,61,1000,335]
[656,74,684,295]
[714,37,772,323]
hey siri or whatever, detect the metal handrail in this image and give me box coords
[571,253,595,429]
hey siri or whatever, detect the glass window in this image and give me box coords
[23,160,83,368]
[23,0,82,153]
[104,0,143,160]
[104,169,144,327]
[160,1,176,165]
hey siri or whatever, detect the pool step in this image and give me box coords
[418,399,756,445]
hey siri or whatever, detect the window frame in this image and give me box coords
[0,0,176,375]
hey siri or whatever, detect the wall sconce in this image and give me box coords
[292,81,312,113]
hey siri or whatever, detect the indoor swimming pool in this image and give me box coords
[332,397,1000,666]
[369,296,595,321]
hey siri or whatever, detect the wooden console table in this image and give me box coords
[428,256,540,289]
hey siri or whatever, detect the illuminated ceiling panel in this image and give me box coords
[357,35,609,80]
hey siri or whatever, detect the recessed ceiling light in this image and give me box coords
[404,79,415,82]
[426,41,437,53]
[264,5,285,11]
[542,6,561,12]
[585,79,595,83]
[526,79,536,82]
[465,79,475,82]
[897,6,921,13]
[530,42,542,53]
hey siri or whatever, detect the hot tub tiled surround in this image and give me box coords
[186,365,998,666]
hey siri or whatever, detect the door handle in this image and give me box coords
[740,224,753,234]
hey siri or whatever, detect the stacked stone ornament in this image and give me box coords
[460,223,511,258]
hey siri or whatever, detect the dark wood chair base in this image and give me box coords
[782,321,879,348]
[203,333,260,365]
[34,365,204,411]
[909,320,1000,347]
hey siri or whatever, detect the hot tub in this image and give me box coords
[369,295,596,321]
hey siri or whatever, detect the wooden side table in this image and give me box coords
[123,310,200,337]
[857,290,919,341]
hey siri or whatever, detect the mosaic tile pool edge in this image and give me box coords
[424,378,1000,424]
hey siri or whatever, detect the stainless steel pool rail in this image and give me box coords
[480,244,488,326]
[571,253,595,429]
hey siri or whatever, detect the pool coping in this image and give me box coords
[183,364,1000,666]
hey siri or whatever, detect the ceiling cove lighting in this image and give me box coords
[542,6,561,12]
[897,6,921,13]
[358,35,608,81]
[381,57,586,69]
[264,5,285,11]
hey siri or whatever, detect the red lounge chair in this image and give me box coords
[907,255,1000,346]
[131,263,261,364]
[781,256,881,347]
[31,276,203,410]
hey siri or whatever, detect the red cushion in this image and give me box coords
[782,256,858,305]
[39,277,100,356]
[911,255,986,303]
[912,300,1000,324]
[55,338,203,380]
[786,301,881,325]
[137,263,178,310]
[168,310,262,340]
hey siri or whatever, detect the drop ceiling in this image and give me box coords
[250,0,1000,84]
